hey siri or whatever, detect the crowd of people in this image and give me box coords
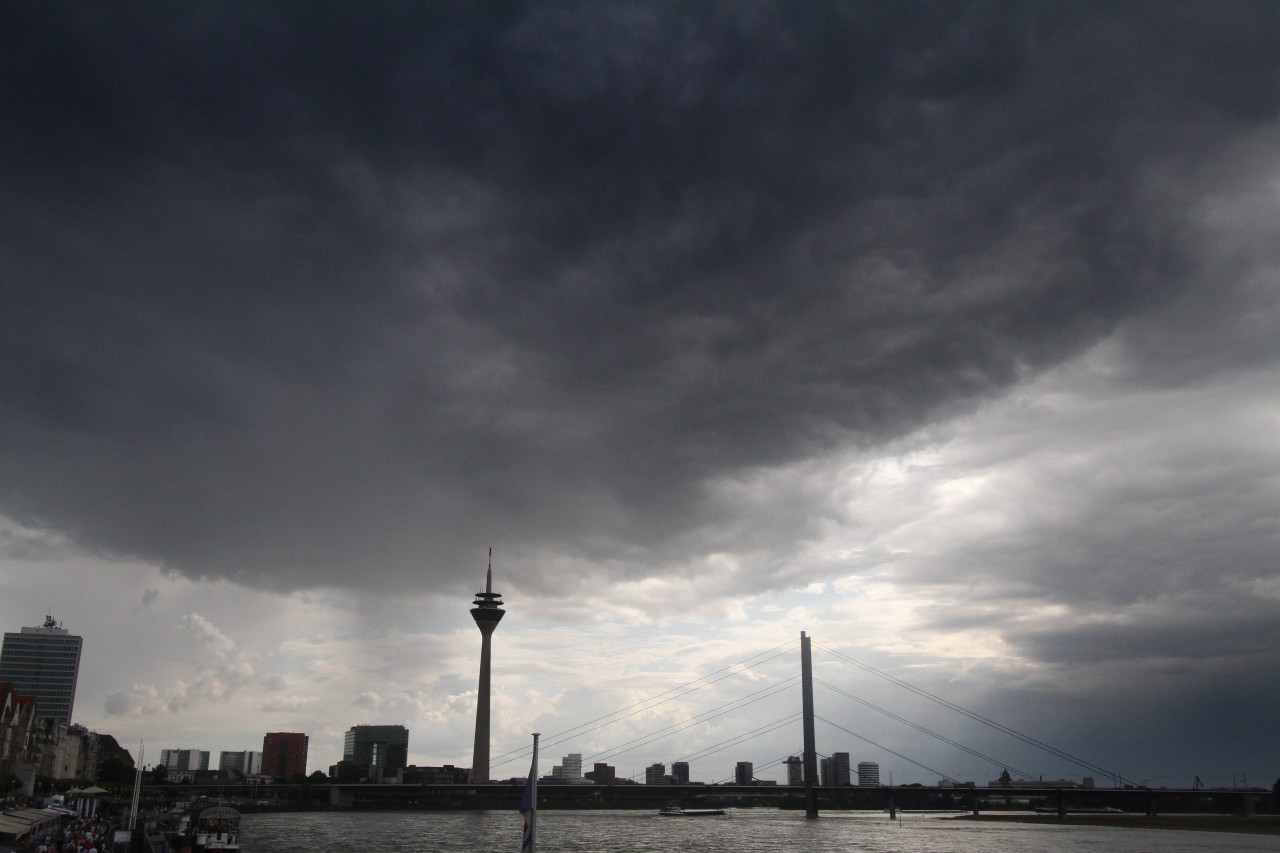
[26,814,114,853]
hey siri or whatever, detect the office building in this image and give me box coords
[671,761,690,785]
[645,763,667,785]
[344,724,409,774]
[830,752,851,786]
[219,750,263,775]
[735,761,754,785]
[262,732,309,779]
[159,748,210,771]
[470,556,505,783]
[858,761,880,786]
[551,753,591,784]
[586,762,616,784]
[785,755,803,785]
[0,616,83,725]
[400,764,469,784]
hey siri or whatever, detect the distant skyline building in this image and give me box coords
[262,732,309,780]
[400,764,469,785]
[0,615,83,725]
[586,763,616,784]
[857,761,880,787]
[785,755,804,786]
[551,752,590,784]
[830,752,851,786]
[218,750,263,775]
[469,552,505,783]
[735,761,754,785]
[343,724,409,774]
[159,748,210,771]
[671,761,690,785]
[645,763,667,785]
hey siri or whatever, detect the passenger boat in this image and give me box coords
[192,805,241,851]
[659,804,727,816]
[1034,805,1124,814]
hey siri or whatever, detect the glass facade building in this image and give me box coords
[0,616,83,725]
[343,724,409,774]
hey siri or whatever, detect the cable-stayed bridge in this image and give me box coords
[468,631,1265,819]
[491,631,1126,788]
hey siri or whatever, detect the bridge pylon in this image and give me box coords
[801,631,819,819]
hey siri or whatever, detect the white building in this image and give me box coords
[551,753,588,783]
[857,761,880,786]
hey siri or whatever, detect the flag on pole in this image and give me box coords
[519,733,540,852]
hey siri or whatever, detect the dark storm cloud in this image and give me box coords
[2,1,1277,591]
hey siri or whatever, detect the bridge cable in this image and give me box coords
[815,677,1039,782]
[814,641,1135,786]
[675,714,801,769]
[815,714,957,784]
[586,678,800,765]
[490,640,799,771]
[624,714,801,784]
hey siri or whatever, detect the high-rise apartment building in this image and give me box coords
[0,616,83,725]
[343,725,409,774]
[857,761,880,786]
[262,732,309,779]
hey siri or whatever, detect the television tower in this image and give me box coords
[470,548,505,783]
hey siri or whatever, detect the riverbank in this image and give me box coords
[951,813,1280,835]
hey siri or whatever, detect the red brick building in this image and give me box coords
[261,731,308,780]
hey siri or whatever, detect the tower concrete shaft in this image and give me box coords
[470,555,505,783]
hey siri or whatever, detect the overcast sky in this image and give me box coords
[2,1,1278,787]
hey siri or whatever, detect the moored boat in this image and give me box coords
[191,805,241,851]
[1034,805,1124,815]
[659,804,727,816]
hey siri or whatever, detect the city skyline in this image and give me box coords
[0,606,1124,787]
[0,608,941,786]
[2,2,1278,788]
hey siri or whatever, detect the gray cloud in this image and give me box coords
[2,0,1277,606]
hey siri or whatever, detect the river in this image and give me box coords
[241,809,1279,852]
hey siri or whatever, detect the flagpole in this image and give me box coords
[128,740,144,832]
[520,732,540,852]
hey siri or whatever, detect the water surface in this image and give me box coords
[242,809,1278,852]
